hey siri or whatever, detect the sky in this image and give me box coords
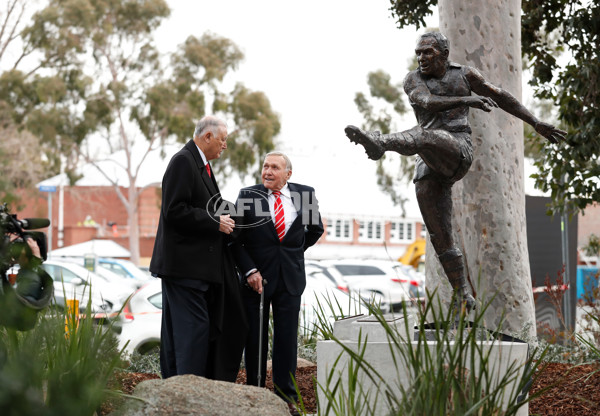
[149,0,434,218]
[37,1,544,217]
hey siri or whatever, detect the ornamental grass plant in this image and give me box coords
[312,290,553,416]
[0,291,125,416]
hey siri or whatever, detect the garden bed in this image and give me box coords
[101,361,600,415]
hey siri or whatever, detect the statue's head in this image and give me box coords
[416,32,450,77]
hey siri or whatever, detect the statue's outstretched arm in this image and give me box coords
[467,67,567,144]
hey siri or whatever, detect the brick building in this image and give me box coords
[15,185,161,265]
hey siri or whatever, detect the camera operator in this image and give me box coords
[0,221,53,331]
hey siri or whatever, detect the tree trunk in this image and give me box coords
[427,0,535,337]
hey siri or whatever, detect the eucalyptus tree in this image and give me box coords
[387,0,598,335]
[0,0,53,204]
[389,0,599,215]
[385,0,530,333]
[14,0,280,264]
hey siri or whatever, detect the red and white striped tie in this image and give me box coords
[273,190,285,241]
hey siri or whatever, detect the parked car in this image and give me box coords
[300,273,368,335]
[113,279,163,355]
[316,259,419,311]
[305,261,350,293]
[50,256,153,289]
[114,271,368,355]
[37,259,136,317]
[391,263,426,300]
[96,258,154,287]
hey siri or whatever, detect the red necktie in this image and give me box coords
[273,191,285,241]
[205,163,211,177]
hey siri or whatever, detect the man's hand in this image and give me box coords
[535,121,567,144]
[466,95,498,112]
[247,271,264,294]
[8,234,41,266]
[219,214,235,234]
[25,237,41,259]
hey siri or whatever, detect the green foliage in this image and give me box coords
[523,2,600,214]
[125,350,161,375]
[0,0,280,261]
[389,0,600,214]
[172,33,244,86]
[583,234,600,258]
[1,0,281,201]
[216,84,281,182]
[0,305,124,416]
[388,0,438,30]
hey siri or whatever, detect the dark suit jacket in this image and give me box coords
[232,182,324,297]
[149,139,247,381]
[150,139,225,284]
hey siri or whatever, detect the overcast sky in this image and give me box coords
[149,0,438,218]
[37,1,543,216]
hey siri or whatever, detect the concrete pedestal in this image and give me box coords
[317,315,529,416]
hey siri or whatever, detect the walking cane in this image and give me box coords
[257,278,267,386]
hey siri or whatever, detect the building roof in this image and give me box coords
[49,239,131,258]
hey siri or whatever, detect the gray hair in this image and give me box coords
[194,115,226,138]
[419,32,449,53]
[265,151,292,171]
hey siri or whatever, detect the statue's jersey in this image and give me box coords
[405,62,472,134]
[404,63,474,184]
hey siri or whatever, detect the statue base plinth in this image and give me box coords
[317,315,529,416]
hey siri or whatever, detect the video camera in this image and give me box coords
[0,203,53,331]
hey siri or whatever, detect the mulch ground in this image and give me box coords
[102,362,600,415]
[529,362,600,415]
[235,366,317,413]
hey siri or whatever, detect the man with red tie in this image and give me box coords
[150,115,247,381]
[232,152,323,415]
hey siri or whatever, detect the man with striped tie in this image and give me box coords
[232,151,323,415]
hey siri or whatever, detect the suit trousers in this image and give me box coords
[160,278,210,378]
[244,277,301,402]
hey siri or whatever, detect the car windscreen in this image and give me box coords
[333,265,386,276]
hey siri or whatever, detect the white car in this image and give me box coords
[50,256,153,289]
[114,272,368,355]
[300,273,368,335]
[392,263,426,300]
[39,259,136,317]
[97,258,154,287]
[114,280,163,355]
[317,259,419,311]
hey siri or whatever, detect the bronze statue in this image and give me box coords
[346,32,566,311]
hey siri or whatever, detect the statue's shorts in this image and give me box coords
[412,131,473,185]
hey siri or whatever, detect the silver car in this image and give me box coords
[316,259,419,311]
[40,259,136,317]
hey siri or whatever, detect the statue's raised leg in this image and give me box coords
[344,125,420,160]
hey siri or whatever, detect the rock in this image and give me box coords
[296,358,315,368]
[110,374,290,416]
[266,358,315,371]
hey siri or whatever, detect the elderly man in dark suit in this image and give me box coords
[149,115,247,381]
[232,151,323,414]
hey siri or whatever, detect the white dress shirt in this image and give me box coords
[269,183,298,236]
[195,143,208,166]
